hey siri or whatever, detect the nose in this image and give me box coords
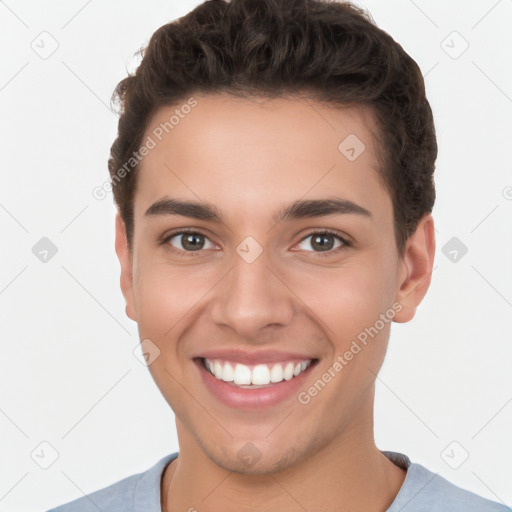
[209,247,295,340]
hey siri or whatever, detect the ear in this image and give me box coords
[114,212,137,322]
[393,213,436,323]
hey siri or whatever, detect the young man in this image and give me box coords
[47,0,509,511]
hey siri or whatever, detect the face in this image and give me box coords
[116,93,434,474]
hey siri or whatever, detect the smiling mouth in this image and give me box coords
[199,357,318,388]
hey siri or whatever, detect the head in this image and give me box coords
[112,0,436,474]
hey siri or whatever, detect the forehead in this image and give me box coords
[134,93,391,225]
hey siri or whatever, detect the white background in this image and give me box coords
[0,1,511,510]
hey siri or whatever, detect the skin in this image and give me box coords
[115,93,435,512]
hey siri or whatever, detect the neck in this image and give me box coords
[161,390,406,512]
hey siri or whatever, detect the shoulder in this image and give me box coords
[44,453,178,512]
[46,472,140,512]
[387,455,510,512]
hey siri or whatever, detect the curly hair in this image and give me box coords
[108,0,437,257]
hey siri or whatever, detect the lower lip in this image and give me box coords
[194,358,317,410]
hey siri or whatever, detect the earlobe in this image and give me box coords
[114,212,137,322]
[393,214,436,323]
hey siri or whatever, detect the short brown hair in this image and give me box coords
[108,0,437,257]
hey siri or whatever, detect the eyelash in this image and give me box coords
[160,228,351,258]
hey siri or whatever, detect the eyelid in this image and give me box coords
[160,228,218,254]
[292,228,351,255]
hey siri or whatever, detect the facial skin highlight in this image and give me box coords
[115,93,435,511]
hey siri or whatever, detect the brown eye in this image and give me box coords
[166,232,215,252]
[297,231,347,253]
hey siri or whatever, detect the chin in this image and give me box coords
[198,435,317,476]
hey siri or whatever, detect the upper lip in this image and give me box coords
[194,349,317,365]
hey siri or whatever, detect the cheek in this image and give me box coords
[132,262,205,408]
[133,259,209,337]
[284,257,396,342]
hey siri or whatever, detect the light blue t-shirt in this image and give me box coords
[45,451,510,512]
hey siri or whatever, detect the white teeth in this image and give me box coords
[221,362,234,382]
[283,362,294,381]
[213,360,223,380]
[252,364,271,385]
[204,358,312,386]
[233,363,252,385]
[270,363,284,383]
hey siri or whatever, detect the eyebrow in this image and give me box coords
[144,196,372,224]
